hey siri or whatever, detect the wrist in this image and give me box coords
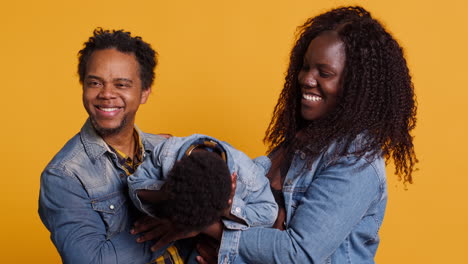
[202,220,223,241]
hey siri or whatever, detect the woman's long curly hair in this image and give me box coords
[265,6,417,183]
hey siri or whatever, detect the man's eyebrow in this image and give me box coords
[114,78,133,83]
[85,75,103,81]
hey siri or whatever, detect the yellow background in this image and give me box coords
[1,0,467,262]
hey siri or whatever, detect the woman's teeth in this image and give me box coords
[303,94,322,102]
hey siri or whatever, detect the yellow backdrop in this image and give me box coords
[1,0,467,263]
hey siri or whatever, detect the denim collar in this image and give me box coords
[80,118,154,163]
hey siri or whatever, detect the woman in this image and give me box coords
[198,6,417,264]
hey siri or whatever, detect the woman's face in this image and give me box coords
[298,31,346,121]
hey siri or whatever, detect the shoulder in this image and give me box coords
[44,133,85,172]
[318,136,386,189]
[140,132,167,150]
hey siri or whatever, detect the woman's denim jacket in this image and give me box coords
[38,119,166,264]
[127,134,278,264]
[238,136,388,264]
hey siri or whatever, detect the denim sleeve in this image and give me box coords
[238,155,384,263]
[223,156,278,230]
[38,167,151,264]
[218,155,278,263]
[127,148,166,217]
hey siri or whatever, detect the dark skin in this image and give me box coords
[195,151,289,264]
[131,172,238,252]
[265,148,288,230]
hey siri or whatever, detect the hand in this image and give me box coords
[272,207,286,230]
[195,235,219,264]
[157,133,173,139]
[131,216,199,251]
[222,172,237,218]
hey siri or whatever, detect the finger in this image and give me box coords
[136,225,166,243]
[229,172,237,204]
[157,133,173,139]
[151,233,178,251]
[196,243,218,264]
[196,256,209,264]
[132,217,162,234]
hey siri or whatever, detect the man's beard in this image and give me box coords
[91,115,128,138]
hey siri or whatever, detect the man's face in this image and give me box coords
[82,48,150,137]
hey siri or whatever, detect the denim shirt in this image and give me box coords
[127,134,278,264]
[238,137,388,264]
[38,119,166,264]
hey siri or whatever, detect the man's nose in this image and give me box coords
[98,84,116,98]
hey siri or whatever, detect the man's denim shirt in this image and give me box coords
[38,119,166,264]
[238,136,388,264]
[127,134,278,264]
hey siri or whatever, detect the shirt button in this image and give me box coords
[235,207,241,213]
[119,173,125,177]
[109,204,115,210]
[300,152,306,160]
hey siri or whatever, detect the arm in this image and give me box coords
[127,146,167,217]
[38,167,151,264]
[223,155,278,230]
[238,155,385,263]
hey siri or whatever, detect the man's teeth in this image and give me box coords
[99,107,120,112]
[303,94,322,102]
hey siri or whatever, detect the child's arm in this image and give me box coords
[223,155,278,229]
[127,143,167,217]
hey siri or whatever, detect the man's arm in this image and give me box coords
[39,167,152,264]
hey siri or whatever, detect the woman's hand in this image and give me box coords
[195,235,220,264]
[273,207,286,230]
[222,172,237,218]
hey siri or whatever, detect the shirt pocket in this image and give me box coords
[91,192,128,239]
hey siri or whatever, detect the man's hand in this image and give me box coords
[157,133,173,139]
[131,216,199,251]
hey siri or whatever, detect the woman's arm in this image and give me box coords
[238,154,385,263]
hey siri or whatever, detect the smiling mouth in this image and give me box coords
[96,106,122,112]
[302,93,322,102]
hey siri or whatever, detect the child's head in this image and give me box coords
[154,150,231,232]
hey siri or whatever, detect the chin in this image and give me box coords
[91,118,127,137]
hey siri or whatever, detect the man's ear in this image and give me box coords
[140,87,151,104]
[137,189,168,203]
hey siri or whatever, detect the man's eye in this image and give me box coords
[115,83,130,88]
[87,81,101,87]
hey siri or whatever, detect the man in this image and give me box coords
[38,28,176,263]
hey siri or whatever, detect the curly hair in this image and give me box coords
[77,28,157,90]
[154,151,231,232]
[265,6,417,183]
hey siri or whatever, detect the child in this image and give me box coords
[128,134,278,264]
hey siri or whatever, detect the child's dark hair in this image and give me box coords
[154,151,231,231]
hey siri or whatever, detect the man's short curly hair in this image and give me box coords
[77,28,157,90]
[154,151,231,231]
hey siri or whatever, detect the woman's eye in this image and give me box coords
[319,71,332,78]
